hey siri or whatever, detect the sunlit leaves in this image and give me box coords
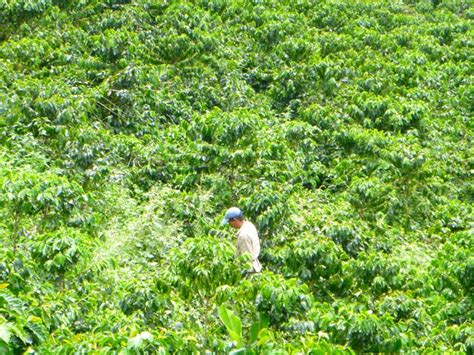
[255,274,313,326]
[218,305,243,348]
[0,0,472,353]
[168,236,244,298]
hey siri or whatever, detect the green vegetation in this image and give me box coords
[0,0,472,352]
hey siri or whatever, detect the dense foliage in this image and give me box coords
[0,0,472,352]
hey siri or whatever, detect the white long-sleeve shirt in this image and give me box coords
[235,221,262,272]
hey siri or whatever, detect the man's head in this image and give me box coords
[221,207,244,229]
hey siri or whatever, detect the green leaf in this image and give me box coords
[250,322,259,344]
[218,304,243,347]
[256,329,274,346]
[250,314,270,344]
[0,293,23,315]
[9,324,31,345]
[53,253,66,267]
[27,322,47,343]
[127,331,154,349]
[0,324,11,344]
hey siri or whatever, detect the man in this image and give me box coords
[221,207,262,273]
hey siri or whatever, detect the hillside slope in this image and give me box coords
[0,0,472,352]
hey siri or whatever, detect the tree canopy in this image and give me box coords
[0,0,472,352]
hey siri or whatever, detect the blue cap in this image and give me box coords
[221,207,243,225]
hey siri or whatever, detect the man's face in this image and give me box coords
[229,219,241,229]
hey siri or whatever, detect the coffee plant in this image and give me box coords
[0,0,472,352]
